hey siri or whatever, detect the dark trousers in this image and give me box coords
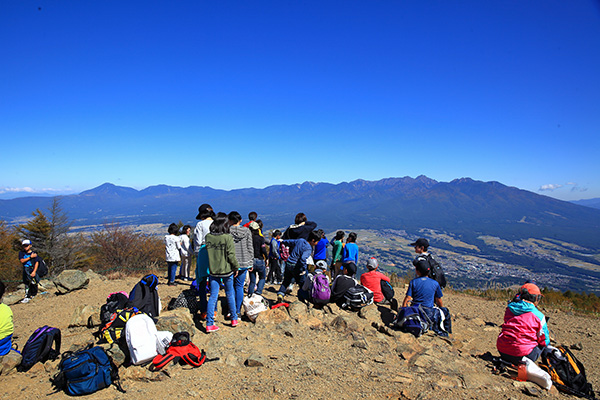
[267,258,282,283]
[277,261,308,301]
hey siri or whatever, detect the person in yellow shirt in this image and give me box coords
[0,280,14,357]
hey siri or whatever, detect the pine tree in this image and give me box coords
[16,208,52,261]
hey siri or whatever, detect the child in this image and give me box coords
[165,223,181,286]
[313,229,329,265]
[330,231,345,278]
[0,280,14,357]
[360,257,396,308]
[342,232,358,266]
[179,225,193,281]
[302,261,331,305]
[276,230,321,303]
[402,259,443,308]
[248,221,268,296]
[267,230,282,284]
[228,211,253,316]
[497,283,550,365]
[330,262,358,306]
[204,215,239,332]
[18,239,39,303]
[193,204,215,320]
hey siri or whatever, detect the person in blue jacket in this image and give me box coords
[276,230,321,303]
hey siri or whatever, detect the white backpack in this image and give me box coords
[243,294,269,322]
[125,314,172,365]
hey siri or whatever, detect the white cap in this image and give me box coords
[22,239,31,246]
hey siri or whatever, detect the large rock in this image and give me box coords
[288,301,309,320]
[155,308,196,337]
[2,293,23,306]
[255,306,291,326]
[54,270,89,294]
[0,350,22,375]
[85,269,107,282]
[330,315,359,333]
[69,304,100,327]
[358,304,379,321]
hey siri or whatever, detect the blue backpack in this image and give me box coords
[394,305,431,337]
[18,325,61,371]
[52,346,125,395]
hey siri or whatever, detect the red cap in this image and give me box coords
[521,283,541,296]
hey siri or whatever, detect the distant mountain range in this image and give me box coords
[571,197,600,210]
[1,176,599,248]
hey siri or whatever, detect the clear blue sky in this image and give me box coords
[1,1,599,201]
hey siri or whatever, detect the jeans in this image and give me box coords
[167,262,178,283]
[277,260,308,301]
[206,274,237,326]
[248,259,266,296]
[234,268,248,315]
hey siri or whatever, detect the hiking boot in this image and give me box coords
[199,312,207,321]
[20,297,31,304]
[206,325,219,333]
[277,294,284,304]
[231,319,239,327]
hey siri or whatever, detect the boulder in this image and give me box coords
[288,301,309,320]
[54,270,89,294]
[358,304,380,321]
[69,304,100,327]
[2,293,23,306]
[0,350,22,375]
[155,308,196,337]
[330,315,359,333]
[255,306,291,326]
[85,269,106,282]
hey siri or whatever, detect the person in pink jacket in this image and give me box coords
[496,283,551,365]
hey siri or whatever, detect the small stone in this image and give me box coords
[570,342,583,351]
[245,354,265,367]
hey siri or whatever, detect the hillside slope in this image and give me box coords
[2,273,599,399]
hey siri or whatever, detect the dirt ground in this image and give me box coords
[2,272,599,400]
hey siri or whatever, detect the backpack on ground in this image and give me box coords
[150,332,207,371]
[394,305,431,337]
[310,273,331,305]
[18,325,61,372]
[51,345,125,395]
[167,288,199,314]
[97,307,141,344]
[426,254,447,289]
[342,285,374,310]
[36,258,49,278]
[540,345,596,399]
[125,313,172,365]
[127,274,161,319]
[243,293,269,322]
[100,292,130,325]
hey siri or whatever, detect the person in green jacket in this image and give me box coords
[204,215,239,333]
[330,231,345,278]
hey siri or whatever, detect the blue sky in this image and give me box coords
[1,1,599,201]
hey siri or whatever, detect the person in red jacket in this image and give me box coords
[360,258,396,309]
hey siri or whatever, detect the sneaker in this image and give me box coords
[277,294,284,304]
[231,319,239,327]
[168,282,177,286]
[206,325,219,333]
[20,297,30,304]
[199,312,207,321]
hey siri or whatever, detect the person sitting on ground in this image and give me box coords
[0,280,14,358]
[18,239,39,303]
[330,262,358,306]
[276,230,321,303]
[330,231,345,278]
[411,237,446,289]
[360,257,397,309]
[402,259,443,309]
[496,283,550,365]
[282,213,318,240]
[301,261,331,306]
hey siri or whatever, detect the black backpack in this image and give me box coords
[540,346,596,399]
[100,292,130,325]
[419,254,446,289]
[342,285,374,310]
[18,325,61,371]
[36,258,49,278]
[127,274,160,319]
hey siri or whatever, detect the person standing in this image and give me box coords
[248,222,268,296]
[228,211,254,316]
[330,231,345,278]
[267,230,282,284]
[179,225,193,281]
[18,239,39,303]
[282,213,317,240]
[313,229,329,265]
[276,230,321,303]
[193,204,216,319]
[165,223,181,286]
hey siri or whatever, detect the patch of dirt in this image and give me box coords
[2,273,599,400]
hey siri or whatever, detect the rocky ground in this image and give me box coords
[1,271,599,400]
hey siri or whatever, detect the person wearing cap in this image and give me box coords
[360,257,394,304]
[497,283,550,365]
[402,256,443,309]
[18,239,39,303]
[193,204,216,319]
[411,237,446,289]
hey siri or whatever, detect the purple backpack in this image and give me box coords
[311,273,331,305]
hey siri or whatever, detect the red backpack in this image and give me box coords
[150,332,206,370]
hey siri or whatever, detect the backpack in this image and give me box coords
[125,313,172,365]
[97,307,141,344]
[127,274,161,319]
[18,325,61,372]
[150,332,207,371]
[342,285,374,310]
[51,345,125,395]
[394,305,431,337]
[243,293,270,322]
[426,254,446,289]
[167,289,199,314]
[380,280,395,301]
[310,273,331,305]
[540,345,596,399]
[36,258,48,278]
[279,243,290,262]
[100,292,130,325]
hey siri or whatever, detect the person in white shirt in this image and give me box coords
[179,225,193,281]
[165,223,181,286]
